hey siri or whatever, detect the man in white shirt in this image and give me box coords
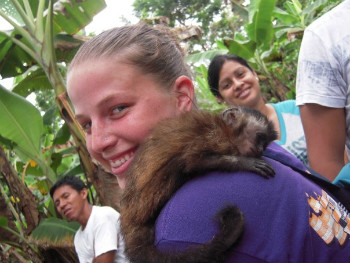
[50,175,127,263]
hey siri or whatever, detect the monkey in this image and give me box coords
[120,106,278,263]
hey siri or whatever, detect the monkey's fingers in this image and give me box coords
[249,159,275,178]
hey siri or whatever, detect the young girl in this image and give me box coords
[208,54,308,165]
[67,23,350,263]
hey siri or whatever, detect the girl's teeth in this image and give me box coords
[111,153,132,168]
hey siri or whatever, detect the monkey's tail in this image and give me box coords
[127,205,245,263]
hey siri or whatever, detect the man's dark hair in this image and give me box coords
[50,175,87,199]
[207,54,254,98]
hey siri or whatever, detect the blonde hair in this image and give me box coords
[68,23,191,90]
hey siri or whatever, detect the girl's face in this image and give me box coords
[217,60,261,108]
[67,58,193,189]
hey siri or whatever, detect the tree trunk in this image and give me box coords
[0,147,41,234]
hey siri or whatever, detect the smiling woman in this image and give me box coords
[208,54,309,166]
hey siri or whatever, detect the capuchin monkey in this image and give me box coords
[120,106,278,263]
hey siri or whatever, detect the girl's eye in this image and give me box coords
[111,105,128,115]
[220,82,230,90]
[81,121,92,133]
[236,71,245,78]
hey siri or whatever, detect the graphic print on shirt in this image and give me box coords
[307,190,350,245]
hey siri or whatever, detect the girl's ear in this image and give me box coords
[173,75,195,112]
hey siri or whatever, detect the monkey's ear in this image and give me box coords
[222,107,240,126]
[173,75,195,112]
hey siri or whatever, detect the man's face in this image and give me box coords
[52,185,87,222]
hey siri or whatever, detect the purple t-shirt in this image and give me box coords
[155,143,350,263]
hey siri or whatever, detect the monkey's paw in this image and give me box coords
[248,158,275,178]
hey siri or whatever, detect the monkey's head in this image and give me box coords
[222,106,278,157]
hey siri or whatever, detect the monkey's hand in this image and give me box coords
[239,156,275,178]
[196,155,275,179]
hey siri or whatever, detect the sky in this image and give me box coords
[86,0,137,34]
[0,0,137,88]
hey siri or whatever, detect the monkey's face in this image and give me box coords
[217,60,262,108]
[67,58,194,189]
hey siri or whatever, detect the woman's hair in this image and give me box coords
[68,22,191,91]
[207,54,253,98]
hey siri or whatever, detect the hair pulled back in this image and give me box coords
[69,23,190,90]
[207,54,253,98]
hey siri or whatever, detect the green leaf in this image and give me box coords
[59,163,83,178]
[31,218,80,247]
[0,31,34,78]
[185,49,227,64]
[0,0,24,25]
[249,0,277,47]
[0,0,105,79]
[0,216,8,227]
[12,67,51,97]
[43,104,58,126]
[273,7,300,24]
[224,39,256,60]
[284,1,300,16]
[52,0,107,35]
[53,122,71,145]
[302,0,327,25]
[54,34,84,63]
[0,84,43,158]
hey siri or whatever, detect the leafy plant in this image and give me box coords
[0,0,123,261]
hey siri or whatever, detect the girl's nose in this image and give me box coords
[90,120,117,153]
[232,78,244,91]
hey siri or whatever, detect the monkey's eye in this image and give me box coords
[256,133,267,144]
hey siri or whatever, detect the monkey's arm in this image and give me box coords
[184,155,275,178]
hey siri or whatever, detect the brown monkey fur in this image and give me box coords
[120,106,278,263]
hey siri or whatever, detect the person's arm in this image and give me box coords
[93,250,116,263]
[300,103,346,181]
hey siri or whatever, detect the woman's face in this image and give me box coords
[217,60,261,108]
[67,58,193,189]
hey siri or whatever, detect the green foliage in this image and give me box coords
[0,1,106,261]
[30,218,79,247]
[0,31,35,78]
[0,216,8,227]
[189,0,342,104]
[133,0,233,50]
[0,84,43,160]
[194,64,225,113]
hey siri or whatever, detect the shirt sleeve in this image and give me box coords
[296,29,347,108]
[93,208,120,258]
